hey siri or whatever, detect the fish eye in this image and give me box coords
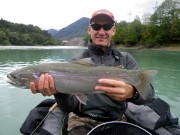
[10,73,17,79]
[12,75,17,79]
[11,74,18,79]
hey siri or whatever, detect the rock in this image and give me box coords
[65,37,85,46]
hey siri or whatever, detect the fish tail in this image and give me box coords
[136,70,158,99]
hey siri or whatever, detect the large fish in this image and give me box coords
[7,59,157,104]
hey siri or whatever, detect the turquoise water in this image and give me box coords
[0,46,179,135]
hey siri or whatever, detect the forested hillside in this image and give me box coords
[0,19,58,45]
[112,0,180,47]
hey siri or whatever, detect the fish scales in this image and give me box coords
[7,61,157,103]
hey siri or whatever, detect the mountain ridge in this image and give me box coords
[48,17,90,40]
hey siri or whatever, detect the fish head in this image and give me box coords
[7,66,39,88]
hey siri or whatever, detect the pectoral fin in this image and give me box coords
[75,94,88,105]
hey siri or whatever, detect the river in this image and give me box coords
[0,46,179,135]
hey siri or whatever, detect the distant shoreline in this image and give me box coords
[0,45,180,52]
[116,45,180,52]
[0,45,87,50]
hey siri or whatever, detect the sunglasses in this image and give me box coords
[90,23,114,31]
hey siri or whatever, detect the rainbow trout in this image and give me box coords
[7,59,157,104]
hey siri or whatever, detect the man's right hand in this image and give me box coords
[30,73,57,96]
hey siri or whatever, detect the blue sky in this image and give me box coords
[0,0,164,30]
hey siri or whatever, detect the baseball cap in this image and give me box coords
[90,9,115,24]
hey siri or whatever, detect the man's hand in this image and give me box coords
[30,73,57,96]
[95,79,135,101]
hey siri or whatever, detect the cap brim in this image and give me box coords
[90,14,115,24]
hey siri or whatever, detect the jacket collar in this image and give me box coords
[87,39,114,56]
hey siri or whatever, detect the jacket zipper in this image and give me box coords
[101,55,104,65]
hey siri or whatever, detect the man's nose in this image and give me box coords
[98,27,106,34]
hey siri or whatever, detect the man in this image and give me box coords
[30,9,154,135]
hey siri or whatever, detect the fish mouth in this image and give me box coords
[6,74,21,87]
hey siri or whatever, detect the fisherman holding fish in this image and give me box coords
[27,9,155,134]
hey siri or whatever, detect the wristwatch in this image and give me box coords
[128,90,139,101]
[132,91,139,100]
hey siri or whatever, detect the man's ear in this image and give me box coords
[87,26,91,35]
[111,26,116,36]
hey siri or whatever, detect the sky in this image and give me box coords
[0,0,164,30]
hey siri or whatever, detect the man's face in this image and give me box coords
[88,19,116,48]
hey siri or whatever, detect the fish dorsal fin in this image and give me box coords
[73,58,96,67]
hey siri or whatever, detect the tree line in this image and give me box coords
[0,19,58,45]
[0,0,179,47]
[85,0,180,47]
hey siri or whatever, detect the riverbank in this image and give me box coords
[116,45,180,52]
[0,44,180,52]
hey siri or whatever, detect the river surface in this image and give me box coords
[0,46,179,135]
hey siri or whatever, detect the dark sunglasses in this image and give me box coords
[90,23,114,31]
